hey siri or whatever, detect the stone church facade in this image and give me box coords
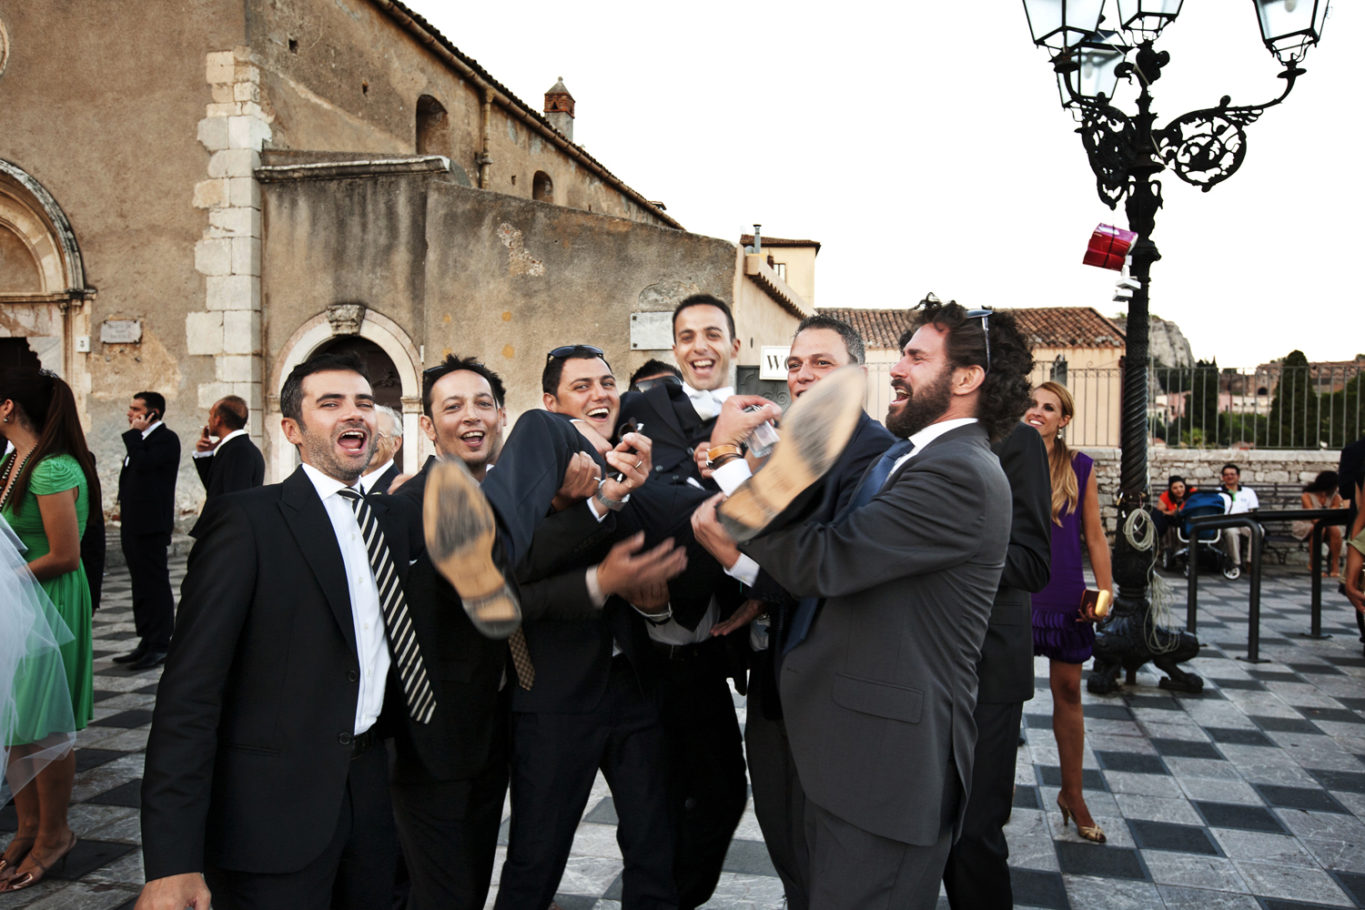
[0,0,803,521]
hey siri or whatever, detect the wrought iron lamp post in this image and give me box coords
[1021,0,1331,693]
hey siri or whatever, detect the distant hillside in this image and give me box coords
[1111,314,1193,368]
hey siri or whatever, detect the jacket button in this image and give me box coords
[337,732,352,745]
[347,670,359,682]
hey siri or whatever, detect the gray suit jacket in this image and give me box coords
[742,422,1010,846]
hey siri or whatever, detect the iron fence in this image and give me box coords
[860,361,1364,450]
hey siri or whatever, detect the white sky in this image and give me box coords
[409,1,1361,370]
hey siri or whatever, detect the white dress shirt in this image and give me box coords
[360,459,396,494]
[300,463,390,735]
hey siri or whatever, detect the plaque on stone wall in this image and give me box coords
[630,312,673,351]
[100,320,143,344]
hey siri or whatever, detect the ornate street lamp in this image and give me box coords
[1021,0,1331,694]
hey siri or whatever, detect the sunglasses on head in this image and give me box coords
[963,308,991,374]
[547,344,604,361]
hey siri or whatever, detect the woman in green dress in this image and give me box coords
[0,369,99,892]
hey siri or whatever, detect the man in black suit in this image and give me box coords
[695,299,1034,909]
[137,354,418,910]
[942,421,1051,910]
[115,390,180,671]
[618,296,751,909]
[360,404,403,494]
[495,347,690,910]
[191,395,264,503]
[693,315,894,910]
[392,354,683,910]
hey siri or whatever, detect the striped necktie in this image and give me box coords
[337,488,437,724]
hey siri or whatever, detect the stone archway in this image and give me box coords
[265,304,423,482]
[0,159,94,411]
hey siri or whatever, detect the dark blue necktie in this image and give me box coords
[782,438,914,656]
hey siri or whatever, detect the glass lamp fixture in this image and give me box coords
[1253,0,1330,64]
[1114,0,1184,43]
[1022,0,1105,52]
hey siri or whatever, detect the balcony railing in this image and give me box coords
[860,362,1364,450]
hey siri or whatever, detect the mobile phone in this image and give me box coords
[609,419,644,483]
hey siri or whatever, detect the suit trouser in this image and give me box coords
[1223,526,1252,566]
[120,528,174,651]
[205,743,397,910]
[496,657,676,910]
[744,662,810,910]
[942,698,1024,910]
[804,780,957,910]
[391,750,508,910]
[656,639,749,910]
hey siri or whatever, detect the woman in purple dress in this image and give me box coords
[1025,381,1112,844]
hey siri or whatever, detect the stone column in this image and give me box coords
[186,48,272,443]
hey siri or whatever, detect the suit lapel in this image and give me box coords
[278,468,358,655]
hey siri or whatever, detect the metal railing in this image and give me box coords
[862,361,1364,449]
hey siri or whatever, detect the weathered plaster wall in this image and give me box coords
[261,171,735,469]
[0,0,244,524]
[247,0,670,225]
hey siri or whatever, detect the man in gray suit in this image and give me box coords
[695,298,1033,909]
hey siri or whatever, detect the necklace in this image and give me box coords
[0,446,35,513]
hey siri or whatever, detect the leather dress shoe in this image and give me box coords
[112,647,147,664]
[423,458,521,640]
[129,650,168,671]
[719,365,865,542]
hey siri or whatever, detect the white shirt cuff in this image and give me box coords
[585,566,607,608]
[191,449,214,459]
[714,459,753,496]
[725,553,760,586]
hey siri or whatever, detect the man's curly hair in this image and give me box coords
[902,294,1033,442]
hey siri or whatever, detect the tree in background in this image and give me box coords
[1268,350,1321,448]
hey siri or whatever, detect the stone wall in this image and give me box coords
[1078,446,1341,555]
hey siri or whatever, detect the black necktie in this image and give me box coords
[337,488,436,723]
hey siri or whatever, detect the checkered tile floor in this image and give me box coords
[6,558,1365,909]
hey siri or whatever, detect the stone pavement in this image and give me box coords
[5,557,1365,909]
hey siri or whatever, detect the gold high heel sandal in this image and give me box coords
[1058,798,1106,843]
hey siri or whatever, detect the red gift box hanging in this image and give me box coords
[1082,224,1137,271]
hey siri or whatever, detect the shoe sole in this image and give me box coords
[718,366,866,543]
[423,459,522,639]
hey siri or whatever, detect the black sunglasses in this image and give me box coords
[547,344,604,361]
[964,308,991,374]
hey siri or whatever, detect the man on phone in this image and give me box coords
[116,391,181,671]
[191,395,264,506]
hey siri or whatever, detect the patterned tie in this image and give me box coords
[782,438,914,656]
[508,628,535,690]
[337,488,437,723]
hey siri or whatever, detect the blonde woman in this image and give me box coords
[1023,381,1112,844]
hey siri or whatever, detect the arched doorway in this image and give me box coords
[266,305,422,481]
[312,335,403,410]
[0,159,94,392]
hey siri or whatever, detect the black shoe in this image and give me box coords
[112,647,147,664]
[129,650,168,671]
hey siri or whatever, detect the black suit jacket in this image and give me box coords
[364,461,402,496]
[194,434,265,501]
[510,502,660,715]
[977,423,1052,705]
[619,383,714,486]
[141,468,415,879]
[1340,436,1365,515]
[118,424,180,535]
[387,457,524,782]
